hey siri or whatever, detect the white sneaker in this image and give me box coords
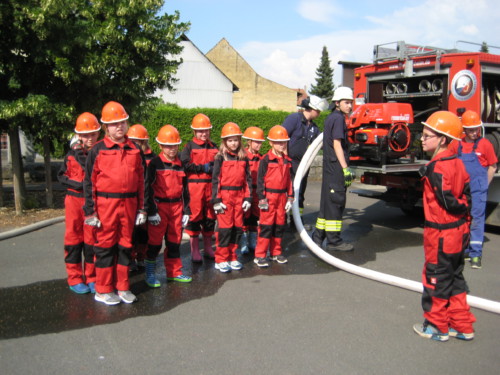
[215,262,231,273]
[117,290,137,304]
[95,292,121,305]
[229,260,243,270]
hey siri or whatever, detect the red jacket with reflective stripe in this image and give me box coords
[83,136,145,216]
[256,151,293,200]
[211,152,252,204]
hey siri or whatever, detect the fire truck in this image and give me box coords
[349,41,500,226]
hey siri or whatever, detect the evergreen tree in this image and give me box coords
[310,46,335,99]
[480,41,489,53]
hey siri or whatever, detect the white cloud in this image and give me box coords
[296,0,338,23]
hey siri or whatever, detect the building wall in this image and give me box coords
[206,39,297,112]
[155,40,234,109]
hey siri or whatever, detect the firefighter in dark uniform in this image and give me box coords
[282,95,328,229]
[312,87,355,252]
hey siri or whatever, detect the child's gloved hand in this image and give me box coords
[285,198,294,213]
[135,210,147,226]
[182,215,190,227]
[213,202,227,214]
[148,213,161,226]
[242,201,251,212]
[258,199,269,211]
[84,214,101,228]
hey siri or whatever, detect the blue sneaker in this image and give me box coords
[87,282,96,293]
[449,327,474,341]
[413,321,449,342]
[167,275,192,283]
[69,283,91,294]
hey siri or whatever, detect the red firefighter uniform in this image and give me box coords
[180,137,218,236]
[131,149,156,264]
[83,136,145,294]
[244,148,261,232]
[255,150,294,258]
[211,152,252,263]
[420,148,476,334]
[145,153,191,277]
[58,147,96,287]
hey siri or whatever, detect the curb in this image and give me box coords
[0,216,65,241]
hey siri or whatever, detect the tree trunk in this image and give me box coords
[0,137,3,207]
[8,126,26,215]
[43,135,53,207]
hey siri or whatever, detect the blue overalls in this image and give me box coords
[457,139,488,258]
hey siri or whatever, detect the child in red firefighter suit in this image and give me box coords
[58,112,101,294]
[83,101,146,306]
[127,124,157,272]
[448,110,498,269]
[239,126,265,254]
[180,113,218,263]
[144,125,192,286]
[253,125,294,267]
[211,122,252,272]
[413,111,476,342]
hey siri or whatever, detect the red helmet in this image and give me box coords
[156,125,182,145]
[461,110,482,128]
[75,112,101,134]
[221,122,242,138]
[127,124,149,140]
[191,113,212,130]
[100,101,129,124]
[422,111,463,141]
[243,126,265,141]
[267,125,290,141]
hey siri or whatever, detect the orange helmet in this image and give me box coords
[461,110,482,128]
[191,113,212,130]
[221,122,242,138]
[243,126,265,141]
[127,124,149,140]
[75,112,101,134]
[422,111,463,141]
[156,124,182,145]
[100,101,129,124]
[267,125,290,141]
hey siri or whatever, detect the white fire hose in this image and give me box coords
[292,133,500,315]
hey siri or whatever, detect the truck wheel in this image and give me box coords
[485,131,500,161]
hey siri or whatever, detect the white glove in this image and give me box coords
[84,215,101,228]
[135,211,147,226]
[258,199,269,211]
[182,215,190,227]
[242,201,251,212]
[213,202,227,214]
[148,213,161,226]
[285,199,294,213]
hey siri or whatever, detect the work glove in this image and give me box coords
[202,162,214,174]
[242,201,251,212]
[343,167,354,187]
[258,199,269,211]
[182,214,190,227]
[84,214,101,228]
[285,198,294,213]
[135,210,147,226]
[213,202,227,214]
[148,213,161,226]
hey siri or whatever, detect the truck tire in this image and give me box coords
[485,131,500,161]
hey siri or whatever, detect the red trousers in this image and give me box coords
[185,182,215,237]
[255,192,287,258]
[421,224,476,333]
[147,202,183,277]
[63,194,95,286]
[93,197,137,293]
[215,191,245,263]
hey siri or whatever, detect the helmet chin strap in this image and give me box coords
[430,136,446,159]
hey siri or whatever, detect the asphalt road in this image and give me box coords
[1,181,499,374]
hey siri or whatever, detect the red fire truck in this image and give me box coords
[349,41,500,226]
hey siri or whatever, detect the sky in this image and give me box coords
[161,0,500,91]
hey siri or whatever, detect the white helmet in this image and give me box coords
[332,87,353,102]
[308,95,329,112]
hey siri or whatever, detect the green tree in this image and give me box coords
[310,46,335,100]
[480,41,489,53]
[0,0,189,213]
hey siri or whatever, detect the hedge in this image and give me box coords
[141,105,329,155]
